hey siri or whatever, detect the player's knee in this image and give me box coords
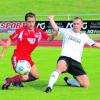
[34,74,40,79]
[35,76,39,79]
[27,74,39,82]
[57,60,66,67]
[81,82,90,88]
[22,75,29,81]
[57,61,67,72]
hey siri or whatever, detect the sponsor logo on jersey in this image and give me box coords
[68,35,81,44]
[27,38,36,44]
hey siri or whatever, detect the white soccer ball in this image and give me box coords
[16,60,31,75]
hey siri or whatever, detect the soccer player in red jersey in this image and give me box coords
[0,12,57,89]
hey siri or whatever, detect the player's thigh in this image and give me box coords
[20,64,40,81]
[11,55,19,71]
[26,58,39,78]
[75,75,90,87]
[56,60,68,73]
[30,64,39,78]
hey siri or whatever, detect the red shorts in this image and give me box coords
[11,54,35,71]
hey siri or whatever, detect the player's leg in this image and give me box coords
[75,75,89,87]
[10,64,40,83]
[11,63,39,83]
[23,64,39,82]
[9,59,39,83]
[2,74,24,89]
[65,75,89,88]
[2,64,40,89]
[2,56,24,89]
[64,60,89,87]
[45,56,68,93]
[2,65,38,89]
[64,77,81,87]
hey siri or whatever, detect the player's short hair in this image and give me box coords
[25,12,36,21]
[74,17,83,22]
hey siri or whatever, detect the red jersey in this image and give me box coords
[10,26,50,58]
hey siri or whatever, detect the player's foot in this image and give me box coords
[18,83,24,87]
[12,79,24,87]
[64,77,71,86]
[2,78,11,90]
[2,83,10,90]
[12,81,24,87]
[45,87,52,93]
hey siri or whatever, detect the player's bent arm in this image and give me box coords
[0,39,12,59]
[92,42,100,48]
[48,30,58,41]
[48,16,59,32]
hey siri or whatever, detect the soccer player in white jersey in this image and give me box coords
[45,16,100,93]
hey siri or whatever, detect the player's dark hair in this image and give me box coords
[25,12,36,21]
[74,17,83,22]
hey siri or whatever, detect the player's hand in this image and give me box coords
[0,54,4,60]
[53,30,58,36]
[48,16,54,20]
[0,40,7,48]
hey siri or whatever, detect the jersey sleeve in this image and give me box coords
[9,29,20,42]
[41,30,50,40]
[58,27,67,35]
[84,34,95,46]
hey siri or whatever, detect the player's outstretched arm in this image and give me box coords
[48,16,59,32]
[0,39,12,60]
[0,39,7,48]
[92,42,100,48]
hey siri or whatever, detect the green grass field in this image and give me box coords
[0,47,100,100]
[0,0,100,100]
[0,0,100,20]
[0,0,100,15]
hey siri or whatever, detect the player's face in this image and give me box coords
[73,19,83,33]
[26,17,36,30]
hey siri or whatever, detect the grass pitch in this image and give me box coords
[0,0,100,20]
[0,47,100,100]
[0,0,100,100]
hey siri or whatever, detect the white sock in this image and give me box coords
[67,78,80,87]
[48,71,60,89]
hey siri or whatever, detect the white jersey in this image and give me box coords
[58,28,95,62]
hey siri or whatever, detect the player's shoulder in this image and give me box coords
[59,27,71,32]
[80,32,90,39]
[59,27,66,30]
[67,28,73,32]
[15,26,25,33]
[81,32,88,36]
[34,27,46,34]
[34,27,42,31]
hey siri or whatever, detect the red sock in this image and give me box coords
[11,75,22,81]
[7,75,22,84]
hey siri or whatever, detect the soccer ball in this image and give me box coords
[16,60,31,75]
